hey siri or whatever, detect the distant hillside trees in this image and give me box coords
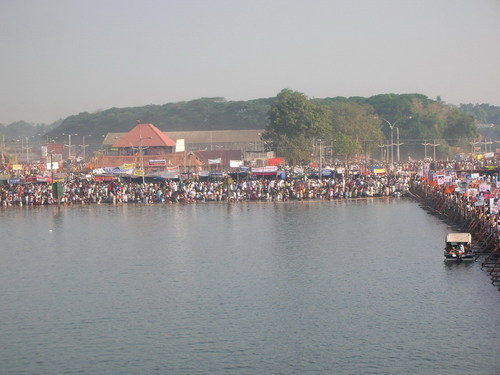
[0,120,60,142]
[459,103,500,125]
[263,91,477,162]
[45,97,274,144]
[330,94,476,159]
[2,91,476,162]
[459,103,500,143]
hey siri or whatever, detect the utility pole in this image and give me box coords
[80,135,90,162]
[470,140,481,154]
[386,141,391,162]
[432,140,440,161]
[63,133,78,160]
[484,138,493,153]
[422,140,432,160]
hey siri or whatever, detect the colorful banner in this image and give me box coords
[251,166,278,175]
[99,167,134,175]
[479,184,491,192]
[157,172,179,179]
[369,166,386,175]
[208,158,221,165]
[175,139,185,153]
[229,160,243,168]
[266,157,284,166]
[46,162,59,170]
[148,160,167,167]
[293,167,304,174]
[198,170,210,177]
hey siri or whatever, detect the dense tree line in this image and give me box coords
[0,120,60,143]
[263,90,477,162]
[44,98,274,144]
[2,93,480,162]
[459,103,500,125]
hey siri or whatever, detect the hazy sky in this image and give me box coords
[1,0,499,124]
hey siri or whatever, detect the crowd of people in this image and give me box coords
[1,156,497,207]
[0,170,413,206]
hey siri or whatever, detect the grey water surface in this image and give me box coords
[1,199,499,375]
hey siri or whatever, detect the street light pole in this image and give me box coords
[390,125,394,164]
[380,117,410,164]
[395,128,403,162]
[318,139,322,182]
[380,119,396,165]
[68,134,72,159]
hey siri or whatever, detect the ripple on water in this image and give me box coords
[0,200,499,375]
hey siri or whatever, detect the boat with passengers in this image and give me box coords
[444,233,473,262]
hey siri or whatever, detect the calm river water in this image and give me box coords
[1,199,499,375]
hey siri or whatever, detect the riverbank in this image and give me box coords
[410,180,500,289]
[1,173,412,206]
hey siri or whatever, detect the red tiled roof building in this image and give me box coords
[95,123,203,171]
[112,123,176,154]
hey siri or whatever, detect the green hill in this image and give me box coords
[41,93,479,155]
[46,97,275,144]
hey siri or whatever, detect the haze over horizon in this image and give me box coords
[1,0,499,125]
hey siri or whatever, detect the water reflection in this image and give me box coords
[0,200,499,375]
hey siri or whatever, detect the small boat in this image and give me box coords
[444,233,473,262]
